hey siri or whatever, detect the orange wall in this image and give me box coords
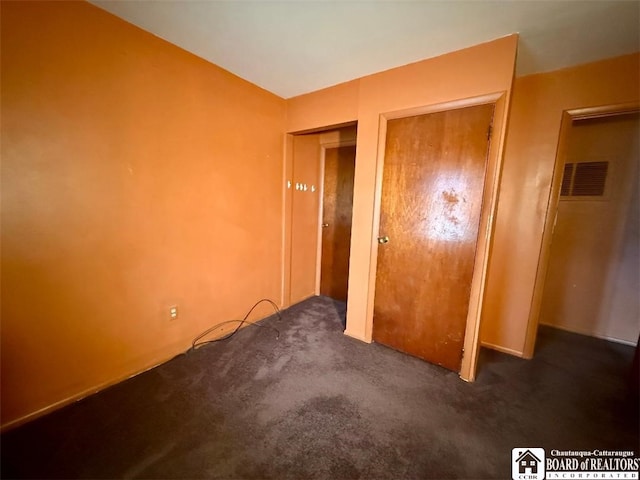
[481,53,640,356]
[285,36,518,353]
[286,80,360,133]
[289,134,322,304]
[1,1,285,427]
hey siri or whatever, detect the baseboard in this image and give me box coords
[1,311,274,433]
[539,322,638,346]
[481,341,525,358]
[0,351,179,433]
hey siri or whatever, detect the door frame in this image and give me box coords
[282,125,357,308]
[315,139,357,295]
[522,101,640,358]
[367,92,508,381]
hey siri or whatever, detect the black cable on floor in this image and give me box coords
[189,298,282,351]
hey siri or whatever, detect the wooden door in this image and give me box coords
[373,104,494,372]
[320,145,356,301]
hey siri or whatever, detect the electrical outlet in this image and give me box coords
[169,306,178,320]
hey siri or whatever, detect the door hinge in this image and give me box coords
[487,125,493,141]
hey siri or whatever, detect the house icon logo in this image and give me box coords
[512,448,545,480]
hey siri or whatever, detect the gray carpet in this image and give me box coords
[2,296,638,479]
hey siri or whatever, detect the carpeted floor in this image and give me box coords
[2,296,638,479]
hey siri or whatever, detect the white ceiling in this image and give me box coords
[90,1,640,99]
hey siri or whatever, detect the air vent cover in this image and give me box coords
[560,161,609,198]
[561,163,574,196]
[572,161,608,196]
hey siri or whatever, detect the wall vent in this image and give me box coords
[560,161,609,198]
[561,163,574,196]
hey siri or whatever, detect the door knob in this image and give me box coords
[322,223,329,228]
[378,236,390,244]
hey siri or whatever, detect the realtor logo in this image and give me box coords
[512,448,545,480]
